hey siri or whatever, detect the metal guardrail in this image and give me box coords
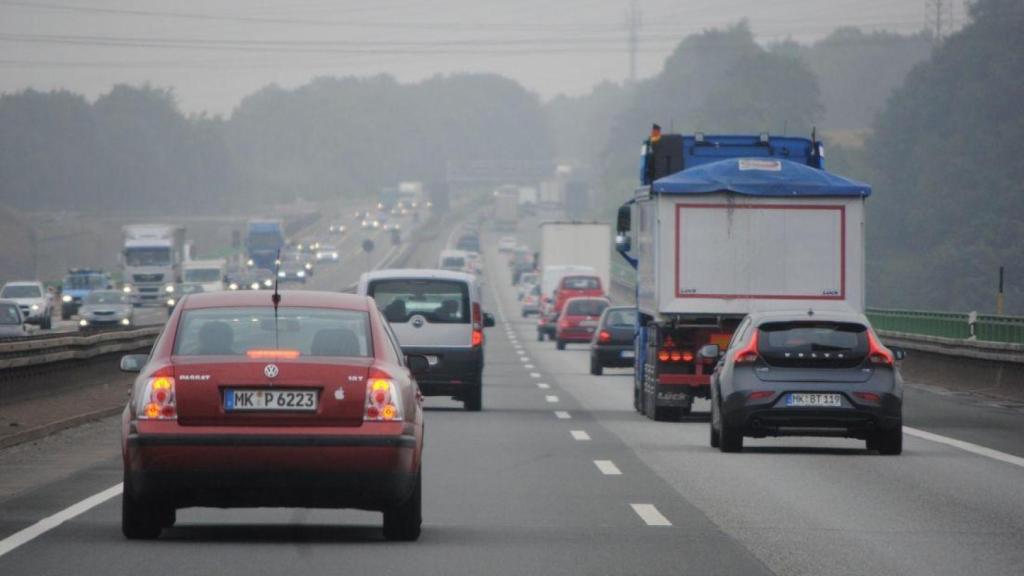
[867,309,1024,345]
[0,326,161,370]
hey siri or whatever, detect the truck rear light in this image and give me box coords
[138,376,176,420]
[734,331,760,364]
[867,332,893,366]
[364,373,403,422]
[748,390,773,401]
[598,330,611,343]
[472,329,484,347]
[669,350,682,362]
[681,351,694,363]
[657,349,670,362]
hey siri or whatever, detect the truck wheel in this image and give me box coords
[719,416,744,453]
[463,381,482,412]
[872,424,903,455]
[589,355,603,376]
[383,469,422,541]
[556,340,566,351]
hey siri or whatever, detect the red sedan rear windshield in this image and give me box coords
[173,307,372,357]
[566,299,609,316]
[561,276,600,290]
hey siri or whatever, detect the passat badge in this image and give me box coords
[264,364,279,379]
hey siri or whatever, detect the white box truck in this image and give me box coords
[535,222,612,340]
[121,224,187,306]
[617,133,870,420]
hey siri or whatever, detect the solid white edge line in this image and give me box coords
[571,430,591,441]
[537,383,550,389]
[904,426,1024,469]
[554,410,571,419]
[0,483,123,558]
[545,395,559,403]
[594,460,622,476]
[631,503,671,526]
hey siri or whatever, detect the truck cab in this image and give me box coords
[617,132,871,421]
[182,259,227,293]
[245,220,285,271]
[122,224,187,306]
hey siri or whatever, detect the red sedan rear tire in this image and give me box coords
[383,469,422,541]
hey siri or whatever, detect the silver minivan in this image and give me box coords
[358,269,494,411]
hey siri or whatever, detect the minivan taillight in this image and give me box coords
[472,329,484,347]
[364,372,403,421]
[137,376,176,420]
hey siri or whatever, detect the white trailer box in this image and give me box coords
[633,193,865,318]
[539,222,612,293]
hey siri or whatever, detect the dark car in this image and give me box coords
[455,233,480,253]
[707,310,904,455]
[119,290,427,541]
[590,306,637,375]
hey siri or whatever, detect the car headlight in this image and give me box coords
[263,279,273,287]
[331,252,338,258]
[121,318,131,326]
[79,319,88,327]
[247,259,254,267]
[297,270,305,278]
[62,294,72,303]
[166,298,176,307]
[164,285,175,293]
[122,285,132,293]
[250,282,260,290]
[30,304,39,311]
[278,271,287,278]
[229,282,239,290]
[304,263,312,270]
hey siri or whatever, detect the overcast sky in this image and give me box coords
[0,0,966,115]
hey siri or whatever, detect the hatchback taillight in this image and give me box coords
[598,330,611,343]
[365,374,403,421]
[734,330,760,364]
[138,375,176,420]
[867,331,893,366]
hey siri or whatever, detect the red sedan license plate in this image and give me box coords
[225,389,318,412]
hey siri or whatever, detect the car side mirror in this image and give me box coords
[120,354,147,373]
[406,354,429,375]
[890,346,906,361]
[698,344,721,359]
[483,312,496,328]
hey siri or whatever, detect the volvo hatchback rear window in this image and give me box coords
[173,307,371,357]
[368,279,471,324]
[758,321,868,368]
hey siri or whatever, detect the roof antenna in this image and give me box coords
[272,249,282,350]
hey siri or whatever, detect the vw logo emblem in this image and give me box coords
[411,315,426,328]
[264,364,279,379]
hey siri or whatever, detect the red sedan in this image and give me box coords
[119,290,426,540]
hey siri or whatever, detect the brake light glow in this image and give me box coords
[657,349,670,362]
[734,330,760,364]
[598,330,611,343]
[472,329,484,347]
[246,349,301,359]
[138,375,176,420]
[681,351,695,363]
[670,350,682,362]
[365,372,403,421]
[867,331,893,366]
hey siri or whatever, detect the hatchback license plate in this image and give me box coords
[225,389,318,411]
[621,350,635,359]
[785,393,841,408]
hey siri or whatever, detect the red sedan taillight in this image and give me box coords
[138,375,177,420]
[364,370,403,421]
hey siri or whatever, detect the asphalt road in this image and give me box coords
[1,219,1023,575]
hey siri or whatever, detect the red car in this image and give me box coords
[119,290,426,541]
[553,275,604,316]
[556,297,611,350]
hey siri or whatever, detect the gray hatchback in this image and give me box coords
[706,310,904,455]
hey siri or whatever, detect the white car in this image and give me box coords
[315,244,340,263]
[0,281,53,329]
[498,236,518,252]
[0,299,28,338]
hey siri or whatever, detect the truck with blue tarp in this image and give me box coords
[245,219,285,271]
[60,269,113,319]
[615,131,872,421]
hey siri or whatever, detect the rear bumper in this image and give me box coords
[592,345,635,367]
[401,345,482,396]
[721,392,902,438]
[556,328,596,343]
[125,432,418,509]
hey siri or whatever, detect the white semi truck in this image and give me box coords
[121,224,187,306]
[182,258,227,293]
[617,133,870,420]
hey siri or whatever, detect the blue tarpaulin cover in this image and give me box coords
[651,157,871,197]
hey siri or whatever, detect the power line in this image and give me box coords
[625,0,641,84]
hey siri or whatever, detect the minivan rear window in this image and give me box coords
[369,279,470,324]
[562,276,600,290]
[758,321,868,368]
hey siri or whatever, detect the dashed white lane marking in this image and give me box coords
[571,430,591,441]
[545,395,559,403]
[524,364,535,369]
[530,372,541,378]
[904,426,1024,469]
[537,383,550,389]
[594,460,622,475]
[631,504,672,526]
[516,350,525,355]
[519,357,529,362]
[0,483,123,558]
[554,410,571,419]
